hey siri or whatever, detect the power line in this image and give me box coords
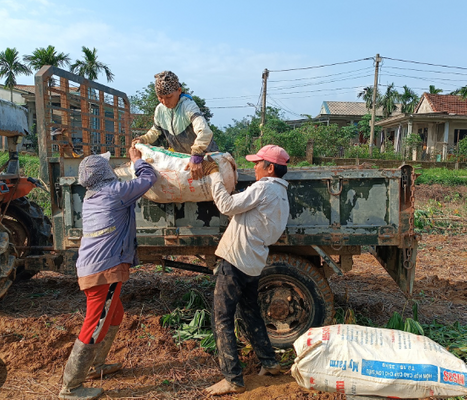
[205,94,258,101]
[380,72,463,84]
[268,85,364,97]
[209,105,252,109]
[269,73,374,91]
[383,57,467,71]
[269,66,374,82]
[268,96,303,118]
[268,57,373,73]
[383,65,467,77]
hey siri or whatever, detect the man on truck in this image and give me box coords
[132,70,218,180]
[59,148,157,400]
[206,144,290,396]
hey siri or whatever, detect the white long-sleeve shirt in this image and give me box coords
[212,176,289,276]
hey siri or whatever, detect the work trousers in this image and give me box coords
[212,260,277,387]
[78,282,124,345]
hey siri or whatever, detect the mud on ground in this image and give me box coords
[0,185,466,399]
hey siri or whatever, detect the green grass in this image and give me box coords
[416,167,467,185]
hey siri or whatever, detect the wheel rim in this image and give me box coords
[2,215,29,257]
[258,273,315,344]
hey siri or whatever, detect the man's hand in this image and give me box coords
[185,161,204,180]
[131,138,143,148]
[129,147,142,163]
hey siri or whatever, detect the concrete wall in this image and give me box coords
[0,98,28,133]
[0,87,26,105]
[0,99,28,149]
[417,98,433,113]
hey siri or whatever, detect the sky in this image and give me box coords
[1,0,467,128]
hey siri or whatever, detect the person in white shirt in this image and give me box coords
[206,145,290,396]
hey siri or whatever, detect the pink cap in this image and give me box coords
[246,145,290,166]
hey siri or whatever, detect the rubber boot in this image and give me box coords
[59,339,104,400]
[86,325,122,380]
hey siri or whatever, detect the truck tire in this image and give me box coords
[1,197,52,281]
[0,232,15,299]
[256,254,335,349]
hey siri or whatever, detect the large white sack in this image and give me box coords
[291,324,467,398]
[114,144,237,203]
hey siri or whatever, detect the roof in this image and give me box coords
[416,93,467,115]
[316,101,401,118]
[14,85,36,94]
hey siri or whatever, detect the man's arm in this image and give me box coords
[191,115,213,155]
[211,176,263,216]
[132,125,162,146]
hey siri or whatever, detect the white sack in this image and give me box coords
[114,144,237,203]
[291,324,467,398]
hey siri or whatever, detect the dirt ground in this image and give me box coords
[0,185,466,399]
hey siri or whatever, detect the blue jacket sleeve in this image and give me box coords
[118,159,157,206]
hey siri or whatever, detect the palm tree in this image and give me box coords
[70,47,114,82]
[429,85,443,94]
[0,47,32,102]
[23,45,71,71]
[380,83,399,118]
[450,86,467,99]
[400,85,420,114]
[357,86,381,111]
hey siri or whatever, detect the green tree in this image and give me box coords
[380,83,399,118]
[357,113,381,140]
[399,85,419,114]
[429,85,443,94]
[70,46,114,82]
[357,86,381,111]
[0,47,32,101]
[23,45,71,71]
[450,86,467,99]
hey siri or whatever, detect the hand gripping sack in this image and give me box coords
[114,144,237,203]
[291,324,467,398]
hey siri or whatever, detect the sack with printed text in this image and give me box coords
[114,144,237,203]
[291,324,467,398]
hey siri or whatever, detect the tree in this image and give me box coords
[450,86,467,99]
[70,46,114,82]
[399,85,419,114]
[23,45,70,71]
[357,86,381,111]
[357,113,381,140]
[0,47,32,101]
[429,85,443,94]
[380,83,399,118]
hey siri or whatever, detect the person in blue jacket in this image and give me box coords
[59,147,157,400]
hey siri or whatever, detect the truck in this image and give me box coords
[0,66,418,348]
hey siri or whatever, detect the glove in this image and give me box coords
[202,159,220,176]
[190,155,204,164]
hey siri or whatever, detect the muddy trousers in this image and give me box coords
[79,282,125,345]
[212,260,277,387]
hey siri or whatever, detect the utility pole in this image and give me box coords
[369,54,381,157]
[260,68,269,147]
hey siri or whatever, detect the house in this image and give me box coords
[314,101,401,128]
[376,93,467,160]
